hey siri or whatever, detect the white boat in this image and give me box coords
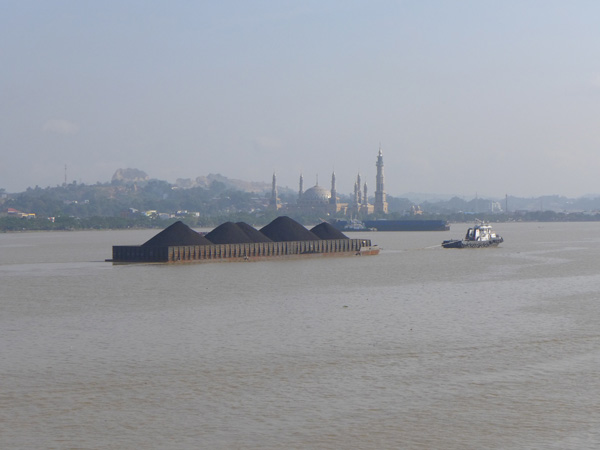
[442,223,503,248]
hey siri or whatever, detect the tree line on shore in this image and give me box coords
[3,209,600,233]
[2,179,600,231]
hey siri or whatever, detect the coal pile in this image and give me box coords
[142,221,212,247]
[205,221,271,244]
[236,222,273,243]
[259,216,321,242]
[205,222,248,244]
[310,222,349,240]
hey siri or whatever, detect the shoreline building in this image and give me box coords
[295,173,347,215]
[269,173,281,210]
[289,148,387,217]
[374,148,388,214]
[351,173,374,216]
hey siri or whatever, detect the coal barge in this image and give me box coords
[110,216,379,263]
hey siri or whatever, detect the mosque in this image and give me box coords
[270,149,389,216]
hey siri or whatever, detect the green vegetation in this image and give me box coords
[2,179,600,232]
[0,180,275,231]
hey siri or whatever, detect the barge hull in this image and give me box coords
[110,238,376,263]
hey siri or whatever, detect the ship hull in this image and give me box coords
[110,238,378,263]
[442,237,504,249]
[332,219,450,232]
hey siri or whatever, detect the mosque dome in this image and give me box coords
[299,185,331,205]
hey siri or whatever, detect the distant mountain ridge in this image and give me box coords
[175,173,272,193]
[106,168,600,212]
[110,169,273,194]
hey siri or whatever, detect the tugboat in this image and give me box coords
[442,222,503,248]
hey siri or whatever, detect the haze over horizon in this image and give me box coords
[3,1,600,198]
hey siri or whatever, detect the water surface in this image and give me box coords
[1,223,599,449]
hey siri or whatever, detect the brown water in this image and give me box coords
[1,223,599,449]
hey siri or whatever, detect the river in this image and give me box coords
[1,222,599,449]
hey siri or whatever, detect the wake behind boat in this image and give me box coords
[442,222,503,248]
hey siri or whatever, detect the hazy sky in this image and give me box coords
[2,1,600,198]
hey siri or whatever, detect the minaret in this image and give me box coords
[356,173,362,205]
[374,148,388,214]
[330,171,338,208]
[298,173,304,200]
[270,172,278,209]
[363,182,368,206]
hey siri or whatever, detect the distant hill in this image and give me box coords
[7,167,600,219]
[400,192,471,202]
[175,173,273,194]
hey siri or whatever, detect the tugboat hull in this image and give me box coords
[442,237,503,248]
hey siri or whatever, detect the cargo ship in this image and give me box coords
[110,216,379,264]
[331,219,450,232]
